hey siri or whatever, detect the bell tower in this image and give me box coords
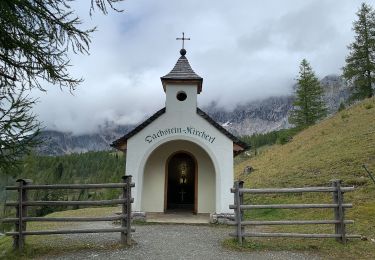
[160,33,203,114]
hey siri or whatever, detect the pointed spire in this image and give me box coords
[161,51,203,93]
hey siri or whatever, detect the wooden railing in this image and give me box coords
[2,176,135,251]
[229,179,361,245]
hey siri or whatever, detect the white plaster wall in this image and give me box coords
[142,150,165,212]
[126,84,234,214]
[142,140,215,213]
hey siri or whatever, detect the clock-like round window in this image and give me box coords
[176,91,187,101]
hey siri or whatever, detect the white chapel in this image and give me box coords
[112,43,248,218]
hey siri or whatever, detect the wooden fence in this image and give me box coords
[2,175,135,251]
[229,179,361,245]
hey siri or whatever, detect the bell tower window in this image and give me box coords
[176,91,187,101]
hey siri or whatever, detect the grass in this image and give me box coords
[228,97,375,259]
[2,98,375,259]
[0,207,123,259]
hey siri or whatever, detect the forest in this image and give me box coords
[0,151,125,231]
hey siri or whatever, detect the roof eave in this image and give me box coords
[160,78,203,94]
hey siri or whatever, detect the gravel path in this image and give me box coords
[42,222,321,260]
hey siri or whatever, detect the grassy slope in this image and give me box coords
[231,97,375,259]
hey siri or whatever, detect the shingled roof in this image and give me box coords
[196,108,249,155]
[161,50,203,93]
[110,107,166,150]
[111,107,249,156]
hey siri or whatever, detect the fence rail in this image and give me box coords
[5,183,135,190]
[230,179,361,245]
[3,176,134,251]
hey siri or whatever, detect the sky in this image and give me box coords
[32,0,373,134]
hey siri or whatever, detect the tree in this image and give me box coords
[343,3,375,100]
[0,0,123,174]
[289,59,327,129]
[0,86,40,173]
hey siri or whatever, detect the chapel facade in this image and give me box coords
[112,47,248,217]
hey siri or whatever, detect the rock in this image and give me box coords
[243,166,254,175]
[210,213,235,224]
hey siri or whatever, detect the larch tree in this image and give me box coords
[289,59,327,129]
[0,0,124,174]
[343,2,375,100]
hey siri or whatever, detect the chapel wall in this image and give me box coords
[141,140,215,213]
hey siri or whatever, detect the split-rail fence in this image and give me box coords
[229,179,361,245]
[2,175,135,251]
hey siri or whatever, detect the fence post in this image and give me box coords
[13,179,32,250]
[234,180,244,245]
[331,179,346,243]
[121,175,132,246]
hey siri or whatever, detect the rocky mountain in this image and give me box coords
[36,125,135,156]
[321,75,351,113]
[37,75,350,156]
[203,75,350,136]
[203,96,294,136]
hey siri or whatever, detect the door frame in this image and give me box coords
[164,150,198,214]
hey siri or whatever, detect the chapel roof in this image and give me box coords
[161,49,203,93]
[111,107,249,156]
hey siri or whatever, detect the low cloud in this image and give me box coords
[32,0,370,134]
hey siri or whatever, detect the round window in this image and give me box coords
[176,91,187,101]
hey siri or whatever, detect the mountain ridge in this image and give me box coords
[37,75,350,156]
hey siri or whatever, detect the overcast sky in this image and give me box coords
[32,0,372,134]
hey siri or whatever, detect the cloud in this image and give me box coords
[32,0,371,134]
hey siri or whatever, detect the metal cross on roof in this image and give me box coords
[176,32,190,49]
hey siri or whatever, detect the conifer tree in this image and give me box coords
[343,3,375,100]
[0,0,123,174]
[289,59,327,129]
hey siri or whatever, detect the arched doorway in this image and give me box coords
[141,140,215,214]
[165,152,197,213]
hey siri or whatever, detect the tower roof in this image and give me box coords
[161,49,203,93]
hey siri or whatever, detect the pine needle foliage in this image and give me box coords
[0,86,40,174]
[289,59,327,129]
[0,0,124,174]
[343,3,375,100]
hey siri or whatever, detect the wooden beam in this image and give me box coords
[229,203,353,210]
[231,187,354,194]
[229,232,361,238]
[6,198,133,207]
[227,220,355,226]
[2,215,128,223]
[6,228,136,236]
[6,183,135,190]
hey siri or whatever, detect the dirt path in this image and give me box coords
[39,222,321,260]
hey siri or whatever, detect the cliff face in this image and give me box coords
[203,75,350,136]
[36,125,135,156]
[320,75,350,113]
[37,75,349,156]
[203,95,294,136]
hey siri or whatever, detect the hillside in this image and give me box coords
[234,97,375,259]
